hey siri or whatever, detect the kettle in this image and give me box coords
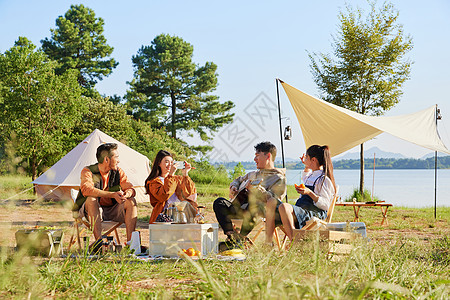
[174,210,187,224]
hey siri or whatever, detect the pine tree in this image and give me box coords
[41,4,118,95]
[126,34,234,142]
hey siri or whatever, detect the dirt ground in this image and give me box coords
[0,200,224,250]
[0,199,447,251]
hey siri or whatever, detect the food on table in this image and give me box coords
[179,248,200,257]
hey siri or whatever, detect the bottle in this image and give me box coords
[195,206,205,224]
[107,236,114,252]
[102,237,108,254]
[83,236,90,255]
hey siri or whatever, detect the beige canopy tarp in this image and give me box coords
[281,81,450,157]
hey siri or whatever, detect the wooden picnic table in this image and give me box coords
[335,202,393,225]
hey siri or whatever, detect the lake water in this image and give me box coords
[248,169,450,208]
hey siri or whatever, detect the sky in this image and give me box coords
[1,0,450,162]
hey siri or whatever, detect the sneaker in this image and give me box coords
[219,236,244,252]
[227,231,244,243]
[219,241,236,252]
[89,238,103,255]
[140,245,148,255]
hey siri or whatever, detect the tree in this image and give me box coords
[41,4,117,95]
[308,1,413,195]
[71,95,134,147]
[230,162,246,180]
[0,37,83,180]
[126,34,234,142]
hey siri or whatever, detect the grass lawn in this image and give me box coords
[1,176,449,298]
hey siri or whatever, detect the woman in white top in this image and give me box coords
[279,145,336,240]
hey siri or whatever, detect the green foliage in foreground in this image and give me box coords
[1,234,448,298]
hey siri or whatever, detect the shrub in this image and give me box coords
[189,159,229,185]
[229,162,246,180]
[344,188,381,202]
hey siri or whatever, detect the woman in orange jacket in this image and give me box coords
[145,150,197,224]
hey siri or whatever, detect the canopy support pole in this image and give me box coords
[276,78,285,169]
[434,105,442,219]
[434,150,437,219]
[276,78,288,202]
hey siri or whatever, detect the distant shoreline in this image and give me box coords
[214,156,450,170]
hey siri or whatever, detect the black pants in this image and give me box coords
[213,197,259,236]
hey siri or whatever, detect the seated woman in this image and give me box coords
[277,145,336,240]
[145,150,197,224]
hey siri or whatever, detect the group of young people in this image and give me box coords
[72,141,336,250]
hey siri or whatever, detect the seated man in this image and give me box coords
[213,141,286,248]
[72,143,137,248]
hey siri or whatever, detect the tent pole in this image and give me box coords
[276,78,288,203]
[434,105,442,219]
[434,150,437,219]
[276,78,285,169]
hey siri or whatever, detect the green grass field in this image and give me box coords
[1,175,449,298]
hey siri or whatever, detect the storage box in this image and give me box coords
[326,222,367,238]
[15,229,64,257]
[149,223,219,257]
[292,229,359,261]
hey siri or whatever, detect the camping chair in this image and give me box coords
[230,217,265,246]
[230,217,289,250]
[68,189,123,251]
[275,185,340,250]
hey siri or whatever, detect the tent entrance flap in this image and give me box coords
[280,81,450,156]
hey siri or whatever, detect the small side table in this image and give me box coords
[335,202,393,225]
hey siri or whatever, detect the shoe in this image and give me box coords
[227,231,243,243]
[140,245,148,255]
[89,238,103,255]
[219,236,244,252]
[219,241,236,252]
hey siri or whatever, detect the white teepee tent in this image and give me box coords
[32,129,151,203]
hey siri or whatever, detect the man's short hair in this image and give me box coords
[96,143,118,163]
[254,141,277,161]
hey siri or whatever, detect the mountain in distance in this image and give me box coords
[334,146,406,161]
[420,152,449,159]
[275,157,298,163]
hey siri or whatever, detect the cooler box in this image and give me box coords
[326,222,367,238]
[149,223,219,257]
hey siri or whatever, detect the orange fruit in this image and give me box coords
[295,183,305,189]
[195,250,201,256]
[186,248,195,256]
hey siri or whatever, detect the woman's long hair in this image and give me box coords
[145,150,172,194]
[306,145,336,192]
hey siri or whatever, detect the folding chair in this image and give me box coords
[276,185,340,250]
[231,217,265,246]
[68,189,123,251]
[299,191,338,230]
